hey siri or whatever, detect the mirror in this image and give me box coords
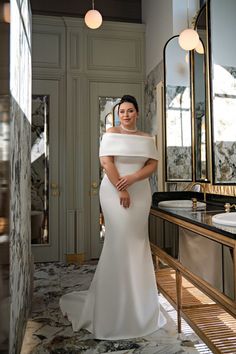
[210,0,236,184]
[164,35,192,181]
[99,96,120,240]
[31,95,49,244]
[193,4,210,182]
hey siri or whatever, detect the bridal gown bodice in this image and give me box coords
[60,133,166,340]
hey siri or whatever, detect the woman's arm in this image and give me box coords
[100,156,131,208]
[100,156,120,186]
[116,159,157,191]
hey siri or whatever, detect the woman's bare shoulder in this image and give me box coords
[106,126,121,133]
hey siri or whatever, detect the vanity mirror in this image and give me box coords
[164,35,192,182]
[192,3,210,182]
[210,0,236,184]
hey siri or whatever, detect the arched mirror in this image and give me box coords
[164,35,192,182]
[192,3,210,182]
[210,0,236,184]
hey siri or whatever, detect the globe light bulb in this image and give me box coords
[84,9,102,29]
[178,28,199,51]
[195,40,204,54]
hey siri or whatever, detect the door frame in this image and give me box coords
[89,80,144,259]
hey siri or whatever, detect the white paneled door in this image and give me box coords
[89,81,143,259]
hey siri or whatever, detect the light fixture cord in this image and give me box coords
[187,0,190,28]
[92,0,95,10]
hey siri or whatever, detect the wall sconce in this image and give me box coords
[84,0,103,29]
[0,1,10,23]
[179,0,199,50]
[3,2,10,23]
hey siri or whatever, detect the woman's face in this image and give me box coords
[118,102,138,128]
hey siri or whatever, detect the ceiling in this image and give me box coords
[30,0,142,23]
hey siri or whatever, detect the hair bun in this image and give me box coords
[119,95,139,112]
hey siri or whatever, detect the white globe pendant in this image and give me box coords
[84,9,102,29]
[178,28,199,51]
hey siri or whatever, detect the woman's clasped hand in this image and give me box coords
[116,175,137,208]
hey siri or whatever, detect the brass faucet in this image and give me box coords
[187,182,207,203]
[224,203,236,212]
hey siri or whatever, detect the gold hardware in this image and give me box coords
[224,203,236,212]
[192,198,198,209]
[66,253,85,265]
[186,182,207,203]
[91,182,98,189]
[50,182,59,196]
[91,190,98,196]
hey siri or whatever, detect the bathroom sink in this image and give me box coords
[212,212,236,226]
[158,200,206,210]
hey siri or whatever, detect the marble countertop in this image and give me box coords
[151,192,236,240]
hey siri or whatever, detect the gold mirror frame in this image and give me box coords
[209,0,236,185]
[163,35,193,182]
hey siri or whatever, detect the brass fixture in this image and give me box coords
[191,197,198,209]
[50,182,59,197]
[224,203,236,212]
[186,182,207,202]
[91,181,99,195]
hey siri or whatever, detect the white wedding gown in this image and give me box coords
[60,133,166,339]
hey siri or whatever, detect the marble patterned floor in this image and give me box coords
[21,262,212,354]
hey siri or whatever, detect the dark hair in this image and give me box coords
[118,95,139,113]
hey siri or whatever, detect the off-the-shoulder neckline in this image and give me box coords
[104,132,154,139]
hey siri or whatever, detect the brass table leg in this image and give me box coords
[176,269,182,333]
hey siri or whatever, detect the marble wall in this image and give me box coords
[144,61,163,192]
[144,60,163,135]
[9,0,32,353]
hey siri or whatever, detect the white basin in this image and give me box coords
[212,212,236,226]
[158,200,206,209]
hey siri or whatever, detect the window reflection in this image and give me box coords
[212,65,236,183]
[166,86,192,181]
[164,36,192,182]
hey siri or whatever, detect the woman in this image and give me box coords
[60,95,166,339]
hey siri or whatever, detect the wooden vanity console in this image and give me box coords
[150,207,236,354]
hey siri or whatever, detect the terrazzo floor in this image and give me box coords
[21,262,212,354]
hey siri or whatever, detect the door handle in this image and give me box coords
[91,181,99,196]
[50,182,60,196]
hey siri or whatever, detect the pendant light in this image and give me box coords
[179,0,199,51]
[84,0,103,30]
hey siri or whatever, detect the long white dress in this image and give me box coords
[60,133,166,339]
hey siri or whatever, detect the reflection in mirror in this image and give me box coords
[0,95,10,350]
[193,4,209,181]
[99,97,120,240]
[31,95,49,244]
[164,36,192,181]
[210,0,236,184]
[99,97,120,138]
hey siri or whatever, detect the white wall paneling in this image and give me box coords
[32,15,145,260]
